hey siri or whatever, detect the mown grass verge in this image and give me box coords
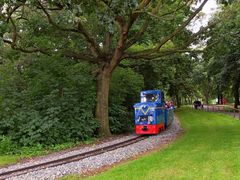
[62,107,240,180]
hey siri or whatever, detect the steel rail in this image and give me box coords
[0,136,148,179]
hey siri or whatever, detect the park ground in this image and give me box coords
[63,107,240,180]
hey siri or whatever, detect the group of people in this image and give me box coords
[165,101,174,109]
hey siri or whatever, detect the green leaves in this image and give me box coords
[109,66,144,133]
[110,66,144,104]
[0,136,15,155]
[0,55,98,146]
[203,0,240,105]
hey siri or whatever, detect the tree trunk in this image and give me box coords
[176,93,181,108]
[188,97,192,105]
[204,93,209,105]
[217,94,223,104]
[184,97,187,105]
[204,76,211,105]
[234,93,239,109]
[233,75,240,109]
[96,67,112,136]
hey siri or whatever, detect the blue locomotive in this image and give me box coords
[134,90,174,134]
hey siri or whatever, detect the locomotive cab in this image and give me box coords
[134,90,174,135]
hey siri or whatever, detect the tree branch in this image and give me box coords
[156,0,192,19]
[125,49,203,61]
[3,38,49,54]
[77,22,102,57]
[125,0,163,50]
[4,37,97,62]
[125,0,191,50]
[109,0,153,71]
[135,0,152,10]
[1,1,27,23]
[103,32,112,54]
[63,50,96,63]
[125,20,217,60]
[133,0,191,20]
[3,10,49,55]
[179,20,218,49]
[155,0,208,50]
[37,1,78,33]
[37,1,102,58]
[9,17,17,47]
[124,0,209,59]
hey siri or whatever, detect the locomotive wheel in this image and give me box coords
[158,128,161,133]
[159,127,164,133]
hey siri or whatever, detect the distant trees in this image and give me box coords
[192,60,213,105]
[130,53,197,107]
[204,0,240,108]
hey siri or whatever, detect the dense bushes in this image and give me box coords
[0,55,143,149]
[0,136,15,155]
[109,67,144,133]
[0,55,98,146]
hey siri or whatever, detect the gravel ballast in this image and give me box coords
[2,117,182,180]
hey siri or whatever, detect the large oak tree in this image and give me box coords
[0,0,213,136]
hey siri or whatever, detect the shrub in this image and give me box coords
[0,136,15,155]
[0,56,98,146]
[109,67,144,133]
[109,104,134,134]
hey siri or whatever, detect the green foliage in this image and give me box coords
[191,60,213,104]
[109,66,144,133]
[0,136,15,155]
[109,104,131,134]
[132,54,196,107]
[0,0,195,56]
[0,55,98,146]
[204,1,240,107]
[110,67,144,104]
[0,54,144,147]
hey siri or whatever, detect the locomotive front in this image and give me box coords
[134,90,165,134]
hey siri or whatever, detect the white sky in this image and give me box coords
[188,0,219,33]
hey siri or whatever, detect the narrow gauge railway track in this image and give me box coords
[0,136,148,180]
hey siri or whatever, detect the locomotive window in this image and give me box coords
[139,115,148,123]
[145,94,158,102]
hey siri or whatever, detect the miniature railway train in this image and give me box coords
[134,90,174,135]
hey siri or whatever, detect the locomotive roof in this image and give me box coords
[141,90,163,95]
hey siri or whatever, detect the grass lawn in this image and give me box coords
[62,107,240,180]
